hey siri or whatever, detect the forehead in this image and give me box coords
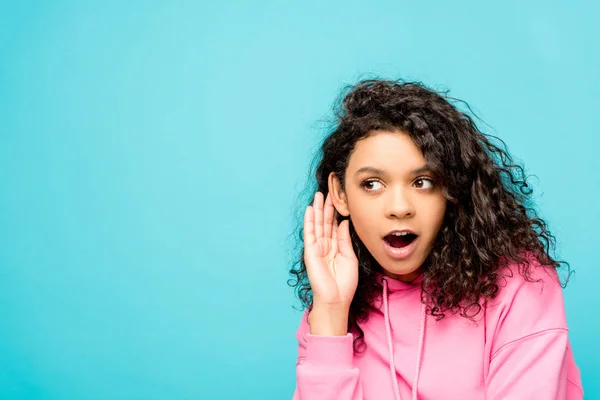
[347,131,425,171]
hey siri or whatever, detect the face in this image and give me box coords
[329,130,447,282]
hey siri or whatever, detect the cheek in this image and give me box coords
[348,205,377,239]
[421,198,447,229]
[432,201,447,228]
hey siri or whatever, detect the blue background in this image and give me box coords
[1,1,598,399]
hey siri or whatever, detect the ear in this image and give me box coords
[328,172,350,217]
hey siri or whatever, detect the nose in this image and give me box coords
[385,186,415,219]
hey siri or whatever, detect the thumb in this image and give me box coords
[337,219,355,258]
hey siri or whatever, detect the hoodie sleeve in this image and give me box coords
[292,311,363,400]
[485,261,584,399]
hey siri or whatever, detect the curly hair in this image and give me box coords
[287,78,570,352]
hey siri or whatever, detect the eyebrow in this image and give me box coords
[355,165,431,177]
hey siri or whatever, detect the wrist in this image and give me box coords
[308,303,350,336]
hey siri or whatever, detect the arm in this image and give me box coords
[486,329,582,399]
[485,262,583,399]
[292,310,363,400]
[292,192,363,399]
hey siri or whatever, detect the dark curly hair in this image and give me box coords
[287,78,570,352]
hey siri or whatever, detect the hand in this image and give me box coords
[303,192,359,311]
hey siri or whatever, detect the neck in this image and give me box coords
[381,266,423,283]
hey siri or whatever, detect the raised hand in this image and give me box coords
[303,192,359,335]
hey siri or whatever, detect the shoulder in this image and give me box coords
[493,251,565,312]
[486,251,568,350]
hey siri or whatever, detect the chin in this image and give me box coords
[383,265,421,277]
[375,251,426,280]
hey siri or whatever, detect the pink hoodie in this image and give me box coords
[292,256,583,399]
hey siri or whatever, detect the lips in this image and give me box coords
[382,230,419,260]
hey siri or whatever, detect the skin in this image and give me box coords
[303,130,447,335]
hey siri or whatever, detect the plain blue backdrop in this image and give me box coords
[1,1,598,399]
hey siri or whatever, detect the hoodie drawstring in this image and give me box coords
[413,300,426,400]
[382,277,427,400]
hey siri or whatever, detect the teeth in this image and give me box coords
[391,232,410,236]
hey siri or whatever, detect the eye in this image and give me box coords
[360,179,383,192]
[414,177,434,189]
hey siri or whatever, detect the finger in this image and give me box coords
[303,205,316,246]
[323,193,334,240]
[331,216,339,254]
[314,192,324,240]
[337,219,354,258]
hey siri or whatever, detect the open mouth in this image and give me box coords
[384,231,418,248]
